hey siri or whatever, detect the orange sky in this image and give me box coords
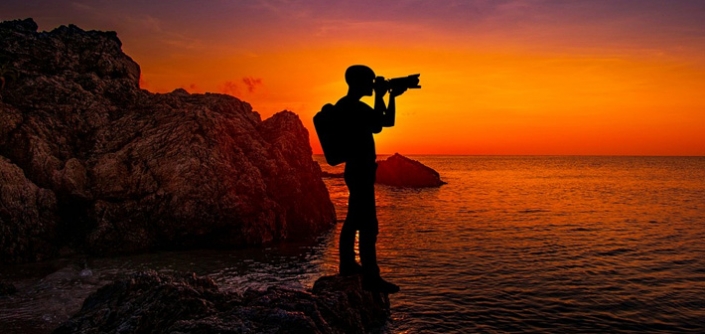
[2,1,704,155]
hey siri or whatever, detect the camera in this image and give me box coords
[386,74,421,91]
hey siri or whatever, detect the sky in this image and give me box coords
[2,0,704,155]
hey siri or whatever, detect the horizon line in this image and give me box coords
[312,153,705,158]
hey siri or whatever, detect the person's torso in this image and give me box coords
[336,96,377,166]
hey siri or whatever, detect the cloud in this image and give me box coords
[242,77,263,93]
[219,81,240,96]
[71,1,94,11]
[137,14,162,33]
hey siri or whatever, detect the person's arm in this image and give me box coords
[371,77,407,131]
[383,86,407,127]
[371,77,387,133]
[382,94,395,127]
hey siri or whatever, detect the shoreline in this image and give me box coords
[0,232,344,334]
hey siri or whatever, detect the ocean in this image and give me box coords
[1,155,704,333]
[317,155,705,333]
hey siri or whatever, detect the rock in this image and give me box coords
[0,156,59,263]
[376,153,446,188]
[312,275,391,330]
[0,281,17,296]
[0,18,336,263]
[53,271,390,334]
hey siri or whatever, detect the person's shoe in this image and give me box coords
[362,276,400,294]
[339,262,363,276]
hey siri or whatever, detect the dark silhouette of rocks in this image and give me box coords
[0,281,17,296]
[0,18,336,263]
[376,153,446,188]
[53,271,390,334]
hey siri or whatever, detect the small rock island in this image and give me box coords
[376,153,446,188]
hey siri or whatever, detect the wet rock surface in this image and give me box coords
[53,271,390,334]
[376,153,446,188]
[0,18,336,263]
[320,171,344,178]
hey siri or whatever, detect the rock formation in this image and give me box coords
[53,271,390,334]
[376,153,446,188]
[0,18,336,263]
[0,281,17,296]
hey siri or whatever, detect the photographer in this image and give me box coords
[336,65,408,294]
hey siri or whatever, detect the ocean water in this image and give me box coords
[315,155,705,333]
[319,156,705,333]
[1,155,704,333]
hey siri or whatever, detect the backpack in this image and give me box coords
[313,103,348,166]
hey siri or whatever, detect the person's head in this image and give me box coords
[345,65,375,97]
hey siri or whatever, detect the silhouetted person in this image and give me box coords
[337,65,406,294]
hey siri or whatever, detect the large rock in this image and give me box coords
[0,18,336,263]
[0,281,17,296]
[376,153,446,188]
[0,156,59,262]
[53,271,390,334]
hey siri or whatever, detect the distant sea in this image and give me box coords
[2,155,704,333]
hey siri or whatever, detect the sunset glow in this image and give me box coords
[3,1,704,155]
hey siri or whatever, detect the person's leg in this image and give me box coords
[360,217,399,293]
[356,164,399,293]
[360,216,379,278]
[339,214,361,275]
[345,163,380,278]
[339,167,362,275]
[357,182,380,278]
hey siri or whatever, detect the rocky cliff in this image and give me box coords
[53,271,390,334]
[0,18,336,263]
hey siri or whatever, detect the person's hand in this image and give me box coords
[374,76,388,97]
[390,86,407,97]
